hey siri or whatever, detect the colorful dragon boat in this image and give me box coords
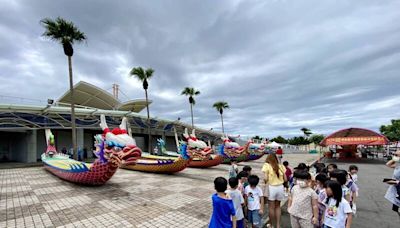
[120,144,191,173]
[42,115,142,185]
[220,135,250,164]
[154,129,223,168]
[245,139,266,161]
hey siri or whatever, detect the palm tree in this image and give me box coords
[300,127,312,152]
[181,87,200,128]
[129,67,154,152]
[213,101,230,134]
[41,17,86,160]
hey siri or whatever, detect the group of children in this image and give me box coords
[210,165,264,228]
[209,162,359,228]
[287,162,359,228]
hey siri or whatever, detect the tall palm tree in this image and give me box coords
[213,101,230,134]
[300,127,312,151]
[41,17,86,160]
[129,67,154,152]
[181,87,200,128]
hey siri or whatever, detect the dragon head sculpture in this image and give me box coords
[95,115,142,166]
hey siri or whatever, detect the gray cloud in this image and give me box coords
[1,0,400,138]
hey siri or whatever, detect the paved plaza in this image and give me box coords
[0,154,318,228]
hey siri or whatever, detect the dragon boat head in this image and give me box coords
[178,141,191,160]
[94,115,142,166]
[156,138,167,154]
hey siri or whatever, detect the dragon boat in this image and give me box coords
[220,135,250,164]
[245,139,266,161]
[42,115,142,185]
[153,129,223,168]
[120,143,191,173]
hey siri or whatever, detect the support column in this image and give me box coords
[26,129,37,163]
[77,128,84,160]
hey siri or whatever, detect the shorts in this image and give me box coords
[247,209,261,227]
[236,219,244,228]
[290,215,313,228]
[268,184,285,201]
[263,184,269,198]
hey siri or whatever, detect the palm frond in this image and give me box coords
[181,87,200,96]
[41,17,86,45]
[145,68,154,79]
[129,67,146,81]
[213,101,230,111]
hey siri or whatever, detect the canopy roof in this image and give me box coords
[57,81,151,112]
[267,141,282,148]
[320,127,389,146]
[117,99,149,112]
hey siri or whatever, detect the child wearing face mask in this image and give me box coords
[288,170,319,228]
[348,165,358,184]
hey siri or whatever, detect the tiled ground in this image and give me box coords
[0,154,318,228]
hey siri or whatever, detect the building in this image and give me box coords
[0,81,221,163]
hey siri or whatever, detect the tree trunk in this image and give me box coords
[221,114,225,134]
[68,56,77,160]
[190,103,194,128]
[145,89,152,153]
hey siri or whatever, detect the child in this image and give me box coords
[226,177,245,228]
[323,180,353,228]
[288,170,319,228]
[348,165,358,183]
[327,164,338,177]
[283,161,293,192]
[209,177,237,228]
[237,171,249,223]
[243,165,252,175]
[330,170,351,203]
[242,166,252,189]
[345,172,359,213]
[229,161,239,178]
[245,175,264,228]
[237,171,249,195]
[315,173,328,228]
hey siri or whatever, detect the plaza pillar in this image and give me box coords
[77,128,84,160]
[26,129,37,163]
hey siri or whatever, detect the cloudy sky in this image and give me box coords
[1,0,400,138]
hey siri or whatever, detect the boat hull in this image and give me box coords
[188,155,223,168]
[246,153,264,161]
[43,159,118,186]
[121,157,190,174]
[222,154,248,164]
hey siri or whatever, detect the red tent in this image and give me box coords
[320,127,389,146]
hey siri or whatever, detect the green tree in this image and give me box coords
[309,134,325,148]
[181,87,200,128]
[380,119,400,141]
[270,136,288,144]
[41,17,86,160]
[288,136,309,145]
[212,101,230,134]
[129,67,154,152]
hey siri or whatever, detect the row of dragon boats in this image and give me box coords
[42,115,267,185]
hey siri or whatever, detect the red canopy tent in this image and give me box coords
[320,128,389,146]
[320,128,389,158]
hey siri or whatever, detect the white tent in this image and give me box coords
[267,141,282,148]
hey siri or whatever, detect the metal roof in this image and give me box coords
[0,103,223,141]
[57,81,151,112]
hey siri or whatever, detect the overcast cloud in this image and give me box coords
[1,0,400,138]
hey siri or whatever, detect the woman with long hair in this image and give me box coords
[262,154,287,228]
